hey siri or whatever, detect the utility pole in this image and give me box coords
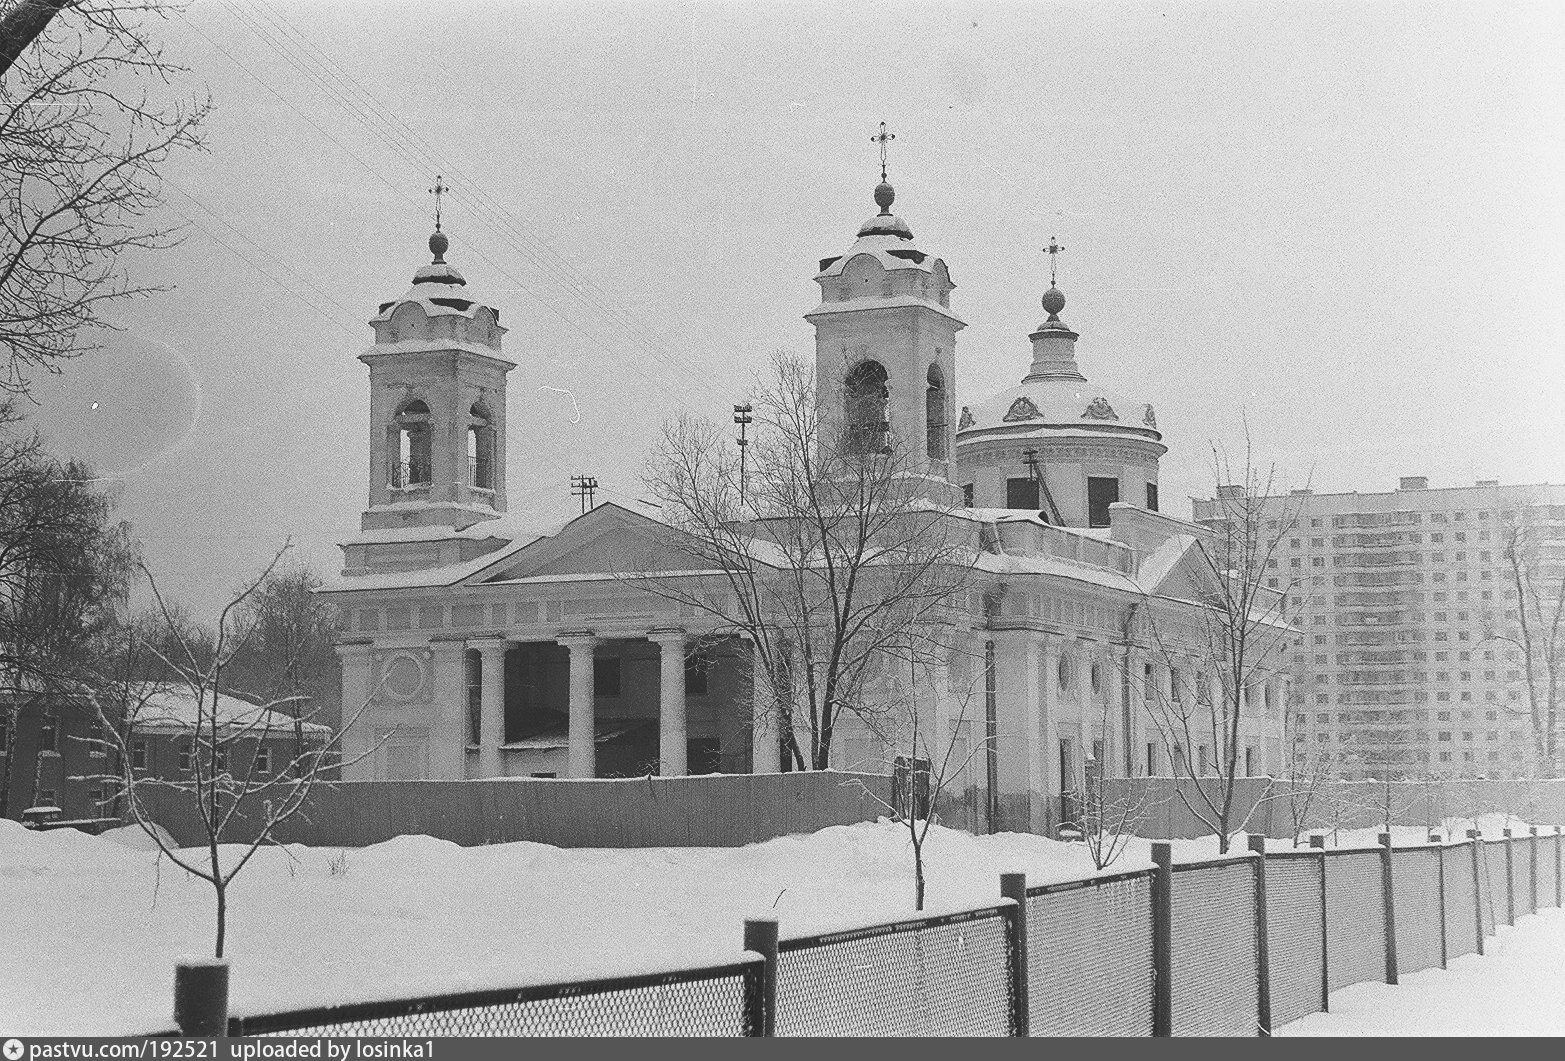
[733,403,753,506]
[570,474,598,514]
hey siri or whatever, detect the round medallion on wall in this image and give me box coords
[380,651,429,702]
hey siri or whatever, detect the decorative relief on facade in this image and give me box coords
[958,406,976,431]
[1143,404,1158,428]
[1003,397,1041,422]
[1083,397,1118,420]
[378,649,431,703]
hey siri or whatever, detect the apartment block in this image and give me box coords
[1193,477,1565,781]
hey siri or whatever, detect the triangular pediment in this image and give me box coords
[1140,535,1226,603]
[462,503,727,586]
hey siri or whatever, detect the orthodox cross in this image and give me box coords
[872,122,895,181]
[429,175,448,232]
[1045,237,1065,285]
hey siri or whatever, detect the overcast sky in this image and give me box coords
[24,0,1565,618]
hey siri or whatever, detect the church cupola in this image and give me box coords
[954,241,1166,527]
[357,182,515,537]
[804,125,965,505]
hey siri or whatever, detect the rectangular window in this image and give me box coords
[39,719,57,753]
[1087,476,1120,528]
[131,740,147,771]
[962,483,975,507]
[1006,476,1039,510]
[1146,742,1158,776]
[1245,746,1258,777]
[0,720,8,754]
[594,657,622,697]
[1197,745,1209,775]
[1146,482,1159,512]
[255,747,272,776]
[37,789,57,808]
[178,742,192,772]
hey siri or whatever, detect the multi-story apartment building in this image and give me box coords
[1194,477,1565,781]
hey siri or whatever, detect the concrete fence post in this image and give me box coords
[1000,872,1030,1036]
[1309,834,1328,1012]
[1529,826,1539,913]
[1503,827,1515,926]
[1151,842,1172,1037]
[1247,835,1271,1036]
[742,918,778,1037]
[1432,833,1448,970]
[1379,832,1398,986]
[1466,829,1484,956]
[173,959,229,1037]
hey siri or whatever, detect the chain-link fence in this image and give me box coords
[1325,851,1385,991]
[1483,840,1508,930]
[1541,833,1561,908]
[1025,871,1154,1036]
[774,906,1017,1036]
[228,961,764,1037]
[177,829,1565,1039]
[1265,852,1325,1026]
[1443,841,1478,960]
[1390,848,1443,975]
[1169,860,1258,1037]
[1515,837,1535,916]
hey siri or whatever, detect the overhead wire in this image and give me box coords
[213,0,712,397]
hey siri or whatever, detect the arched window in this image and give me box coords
[468,403,495,490]
[925,363,947,460]
[843,360,889,455]
[389,400,431,488]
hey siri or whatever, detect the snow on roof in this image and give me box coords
[128,686,331,735]
[1136,532,1201,589]
[972,550,1143,593]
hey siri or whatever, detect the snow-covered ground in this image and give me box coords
[1,815,1557,1036]
[1278,908,1565,1036]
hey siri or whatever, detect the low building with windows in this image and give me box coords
[0,685,325,821]
[322,160,1289,835]
[1196,478,1565,780]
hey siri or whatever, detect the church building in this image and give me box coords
[320,149,1290,835]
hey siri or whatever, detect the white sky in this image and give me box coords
[23,0,1565,618]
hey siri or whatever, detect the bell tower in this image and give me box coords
[359,194,514,535]
[803,125,965,506]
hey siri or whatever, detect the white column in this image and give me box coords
[748,637,774,774]
[472,638,507,778]
[1040,636,1063,802]
[334,643,374,780]
[428,641,468,779]
[650,628,688,776]
[559,631,597,779]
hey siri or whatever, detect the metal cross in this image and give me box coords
[871,122,895,181]
[429,175,447,232]
[1045,237,1065,285]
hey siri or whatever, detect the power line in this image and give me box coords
[211,0,711,398]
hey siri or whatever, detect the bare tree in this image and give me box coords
[1073,696,1152,871]
[1151,440,1302,852]
[1483,500,1564,778]
[225,559,342,770]
[1,0,208,392]
[85,549,372,958]
[0,403,137,816]
[633,350,977,771]
[844,638,985,910]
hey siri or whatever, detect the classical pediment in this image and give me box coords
[467,503,731,585]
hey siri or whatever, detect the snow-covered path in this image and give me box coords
[1277,907,1565,1036]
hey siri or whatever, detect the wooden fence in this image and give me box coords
[134,771,895,849]
[1100,777,1565,840]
